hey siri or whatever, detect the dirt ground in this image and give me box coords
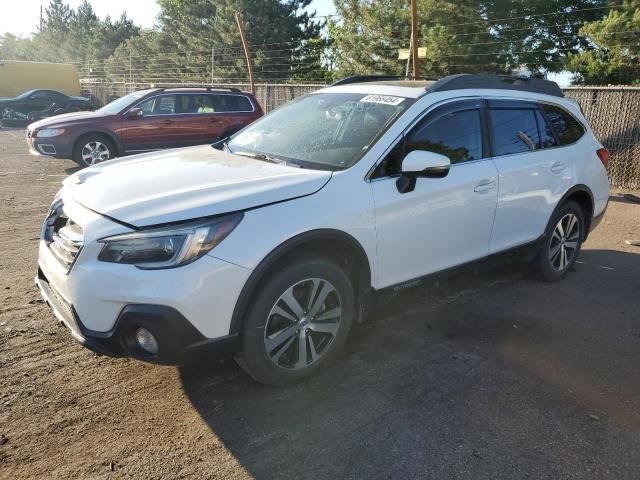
[1,127,640,479]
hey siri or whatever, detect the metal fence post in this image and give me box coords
[211,47,216,83]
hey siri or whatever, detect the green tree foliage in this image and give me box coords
[328,0,513,79]
[482,0,612,74]
[329,0,611,79]
[108,0,325,83]
[0,33,35,60]
[567,0,640,84]
[328,0,408,77]
[0,0,139,68]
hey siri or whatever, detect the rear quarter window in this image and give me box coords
[543,105,585,145]
[212,95,254,112]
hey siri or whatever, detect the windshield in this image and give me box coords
[98,90,152,115]
[16,90,36,99]
[227,92,413,170]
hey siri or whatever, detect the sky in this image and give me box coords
[0,0,571,85]
[0,0,336,37]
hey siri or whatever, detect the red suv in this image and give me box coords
[26,87,263,167]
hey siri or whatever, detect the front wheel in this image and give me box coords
[534,200,585,282]
[1,107,14,119]
[236,257,355,386]
[73,135,115,168]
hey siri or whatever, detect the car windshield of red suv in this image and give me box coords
[97,90,151,115]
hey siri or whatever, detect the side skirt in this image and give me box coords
[369,234,546,301]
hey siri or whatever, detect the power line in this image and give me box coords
[435,3,624,29]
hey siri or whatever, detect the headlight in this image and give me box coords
[37,128,65,138]
[97,214,243,269]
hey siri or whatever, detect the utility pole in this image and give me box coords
[410,0,419,80]
[405,35,412,78]
[235,13,255,94]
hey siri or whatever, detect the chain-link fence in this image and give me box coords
[564,87,640,190]
[80,81,640,189]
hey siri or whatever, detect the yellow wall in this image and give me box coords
[0,60,80,97]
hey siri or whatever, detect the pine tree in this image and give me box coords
[108,0,325,83]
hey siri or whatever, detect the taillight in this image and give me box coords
[596,148,609,170]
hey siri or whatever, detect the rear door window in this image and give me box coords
[543,105,585,144]
[489,109,540,156]
[189,94,216,113]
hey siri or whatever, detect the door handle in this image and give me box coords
[474,179,496,193]
[550,162,566,174]
[162,119,174,125]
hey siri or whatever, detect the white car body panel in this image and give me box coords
[488,146,577,253]
[66,145,331,227]
[371,159,499,287]
[211,167,378,277]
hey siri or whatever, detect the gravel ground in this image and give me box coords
[1,127,640,479]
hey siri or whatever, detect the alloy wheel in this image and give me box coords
[81,141,110,166]
[548,213,580,272]
[264,278,343,370]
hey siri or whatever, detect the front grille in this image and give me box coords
[43,201,84,271]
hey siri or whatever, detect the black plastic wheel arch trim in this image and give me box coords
[228,229,372,335]
[555,184,595,237]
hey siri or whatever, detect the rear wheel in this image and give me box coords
[236,257,355,386]
[534,200,585,282]
[73,134,115,168]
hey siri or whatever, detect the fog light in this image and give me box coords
[134,327,158,355]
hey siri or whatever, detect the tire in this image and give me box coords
[1,107,14,120]
[73,134,115,168]
[534,200,585,282]
[236,257,355,386]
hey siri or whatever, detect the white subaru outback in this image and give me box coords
[37,74,610,385]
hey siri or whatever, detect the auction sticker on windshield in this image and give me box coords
[360,94,405,106]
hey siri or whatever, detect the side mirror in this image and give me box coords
[126,108,143,119]
[396,150,451,194]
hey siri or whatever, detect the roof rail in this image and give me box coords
[159,86,242,93]
[426,74,564,98]
[206,86,242,93]
[331,75,403,86]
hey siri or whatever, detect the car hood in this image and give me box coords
[64,145,332,227]
[28,110,109,129]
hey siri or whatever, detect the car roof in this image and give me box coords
[318,81,432,99]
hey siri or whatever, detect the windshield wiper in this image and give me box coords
[233,151,286,165]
